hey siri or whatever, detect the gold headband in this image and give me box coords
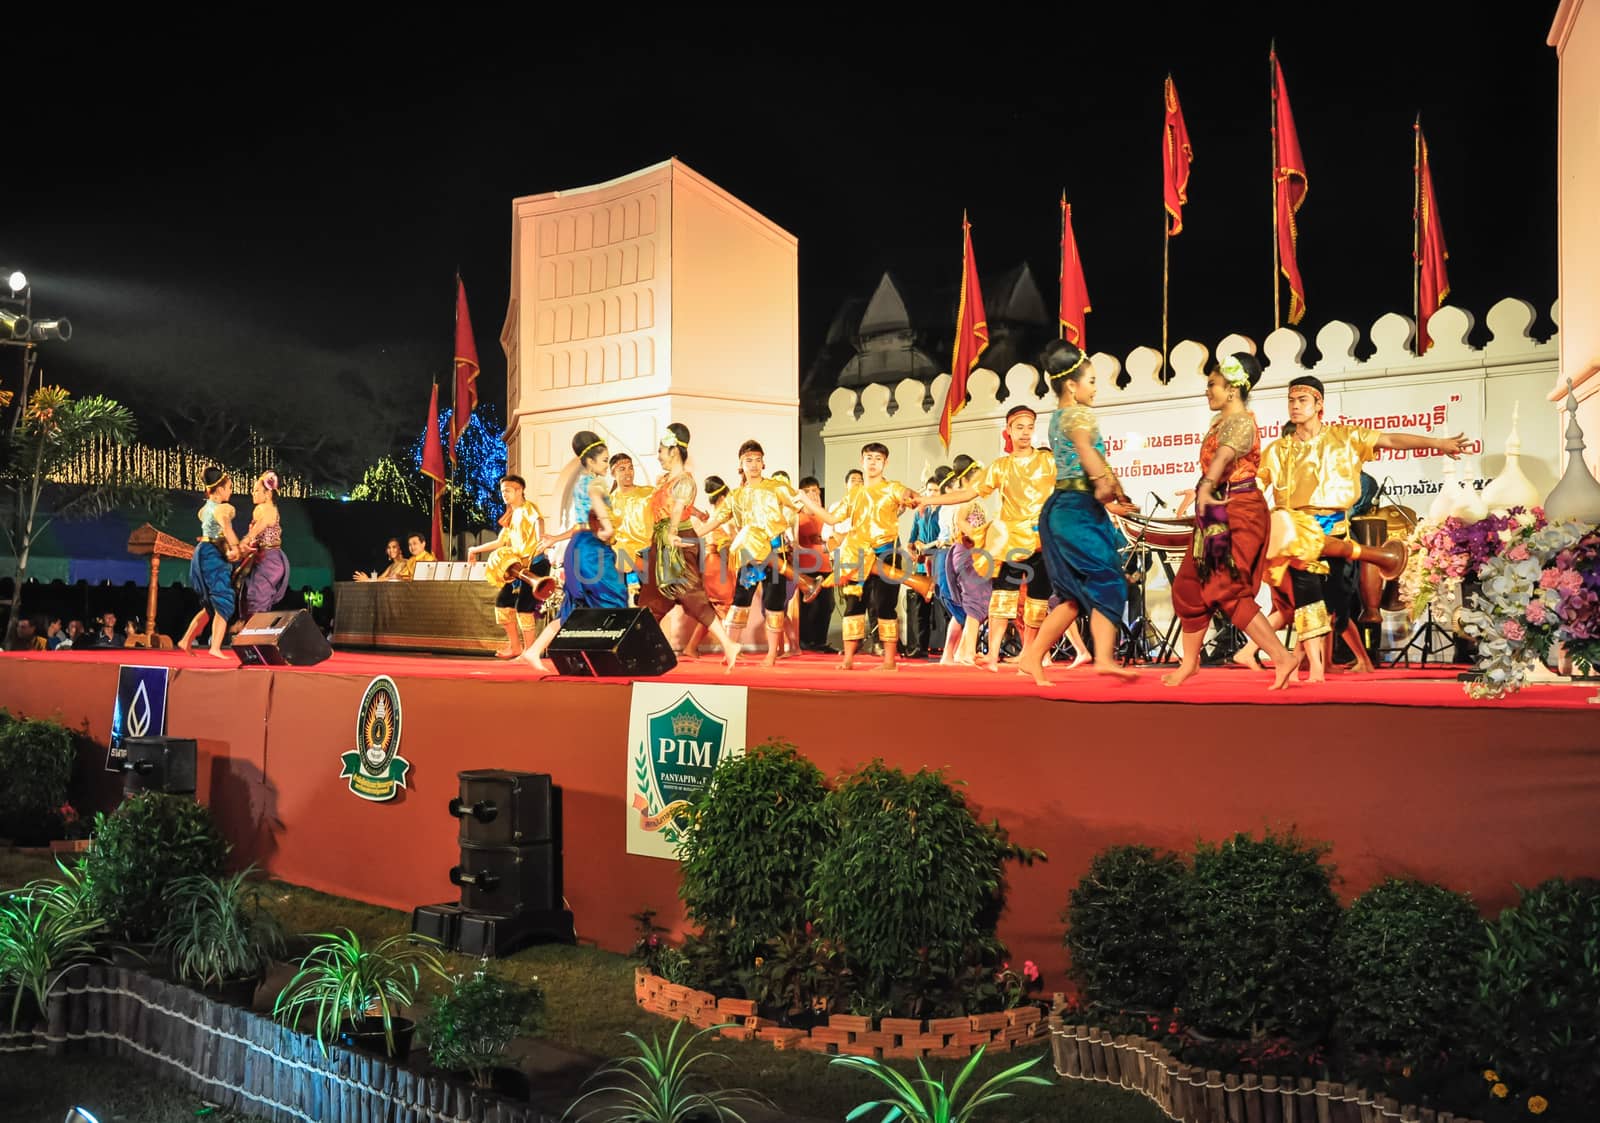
[1048,352,1088,382]
[578,438,605,459]
[953,461,980,485]
[706,483,727,499]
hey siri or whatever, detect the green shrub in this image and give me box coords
[426,967,545,1088]
[1065,844,1191,1013]
[1181,829,1339,1039]
[1473,878,1600,1108]
[811,761,1040,1011]
[0,717,78,845]
[1330,878,1484,1062]
[156,868,286,989]
[676,740,833,969]
[88,793,229,941]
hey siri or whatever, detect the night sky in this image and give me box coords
[2,7,1559,487]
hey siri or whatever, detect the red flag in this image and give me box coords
[1272,49,1309,324]
[1059,196,1091,348]
[1163,76,1194,236]
[1414,122,1450,353]
[451,276,480,463]
[938,214,988,449]
[422,381,447,558]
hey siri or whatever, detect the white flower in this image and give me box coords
[1498,529,1515,544]
[1516,511,1537,528]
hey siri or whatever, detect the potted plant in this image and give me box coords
[830,1045,1054,1123]
[0,716,78,847]
[88,792,229,944]
[425,966,545,1096]
[272,928,448,1058]
[564,1020,768,1122]
[0,873,108,1030]
[156,867,286,1007]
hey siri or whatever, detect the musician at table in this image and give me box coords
[178,467,242,661]
[918,406,1057,672]
[1017,341,1139,686]
[353,538,406,582]
[521,432,630,671]
[237,470,292,617]
[1161,355,1301,691]
[465,475,553,659]
[637,423,740,671]
[1249,374,1467,682]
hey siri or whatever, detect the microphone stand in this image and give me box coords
[1119,496,1159,667]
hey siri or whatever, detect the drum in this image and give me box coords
[1111,512,1195,558]
[1350,516,1389,624]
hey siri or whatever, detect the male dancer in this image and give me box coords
[466,475,551,657]
[1251,375,1466,680]
[607,452,655,604]
[918,406,1056,671]
[825,443,921,672]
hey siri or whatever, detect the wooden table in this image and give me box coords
[332,580,505,655]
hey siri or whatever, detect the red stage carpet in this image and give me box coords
[5,647,1597,984]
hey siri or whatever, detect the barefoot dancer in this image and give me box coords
[606,452,655,605]
[522,432,630,671]
[1161,355,1300,690]
[466,475,552,658]
[828,442,923,672]
[1017,341,1139,685]
[636,424,740,671]
[178,467,242,660]
[236,471,292,620]
[679,475,734,662]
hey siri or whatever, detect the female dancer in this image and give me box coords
[636,423,739,671]
[680,475,734,662]
[1017,341,1139,685]
[522,432,630,670]
[178,467,242,660]
[235,471,292,622]
[1161,355,1300,690]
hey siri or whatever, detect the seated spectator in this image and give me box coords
[353,538,406,582]
[92,612,124,647]
[123,615,150,648]
[9,615,48,651]
[46,617,73,650]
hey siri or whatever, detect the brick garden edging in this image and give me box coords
[633,967,1047,1058]
[1047,1005,1486,1123]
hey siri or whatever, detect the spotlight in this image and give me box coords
[29,318,70,342]
[7,270,25,293]
[0,308,30,340]
[64,1109,102,1123]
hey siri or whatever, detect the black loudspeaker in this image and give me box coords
[449,842,560,914]
[451,770,553,846]
[546,607,676,677]
[234,609,332,667]
[121,737,197,794]
[411,902,463,948]
[456,908,575,956]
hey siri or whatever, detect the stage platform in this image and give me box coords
[4,647,1597,982]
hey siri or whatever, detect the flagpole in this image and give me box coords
[1060,192,1067,342]
[1162,219,1171,384]
[1270,43,1281,333]
[1412,116,1422,356]
[449,271,460,561]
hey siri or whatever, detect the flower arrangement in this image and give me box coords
[1404,510,1531,621]
[1457,512,1600,697]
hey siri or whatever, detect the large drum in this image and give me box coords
[1110,512,1194,559]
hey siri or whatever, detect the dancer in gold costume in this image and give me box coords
[466,475,551,658]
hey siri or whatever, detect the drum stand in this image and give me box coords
[1119,518,1182,667]
[1389,612,1456,667]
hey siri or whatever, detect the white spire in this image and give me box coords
[1483,399,1543,514]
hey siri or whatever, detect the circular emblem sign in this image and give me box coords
[339,676,412,802]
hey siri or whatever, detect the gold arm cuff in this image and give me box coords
[841,616,868,642]
[877,619,899,642]
[988,589,1020,621]
[1294,602,1332,641]
[1022,598,1051,629]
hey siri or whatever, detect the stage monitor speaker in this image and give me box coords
[452,770,554,846]
[234,609,332,667]
[411,902,463,949]
[449,841,561,915]
[121,736,198,795]
[456,907,575,957]
[546,607,676,677]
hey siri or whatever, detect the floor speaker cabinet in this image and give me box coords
[449,842,561,915]
[452,770,555,847]
[410,902,462,949]
[121,737,198,795]
[234,609,332,667]
[411,902,574,957]
[546,607,676,677]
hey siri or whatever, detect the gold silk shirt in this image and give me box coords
[703,477,802,565]
[837,476,915,553]
[1258,423,1381,521]
[608,485,655,559]
[974,448,1055,563]
[484,500,544,587]
[399,549,436,579]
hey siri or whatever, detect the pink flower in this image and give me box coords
[1023,960,1039,982]
[1502,619,1525,641]
[1541,568,1562,589]
[1558,569,1584,593]
[1526,600,1547,624]
[1507,544,1530,562]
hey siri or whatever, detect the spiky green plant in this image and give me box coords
[830,1045,1054,1123]
[0,883,107,1029]
[272,928,448,1055]
[564,1020,768,1123]
[156,868,285,990]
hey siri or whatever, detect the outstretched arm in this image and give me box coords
[1375,431,1467,458]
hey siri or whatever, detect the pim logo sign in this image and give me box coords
[105,665,171,773]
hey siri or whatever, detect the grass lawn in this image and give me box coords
[1,850,1163,1123]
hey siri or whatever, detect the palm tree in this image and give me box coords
[1,384,164,645]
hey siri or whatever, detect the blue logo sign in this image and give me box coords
[106,665,171,772]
